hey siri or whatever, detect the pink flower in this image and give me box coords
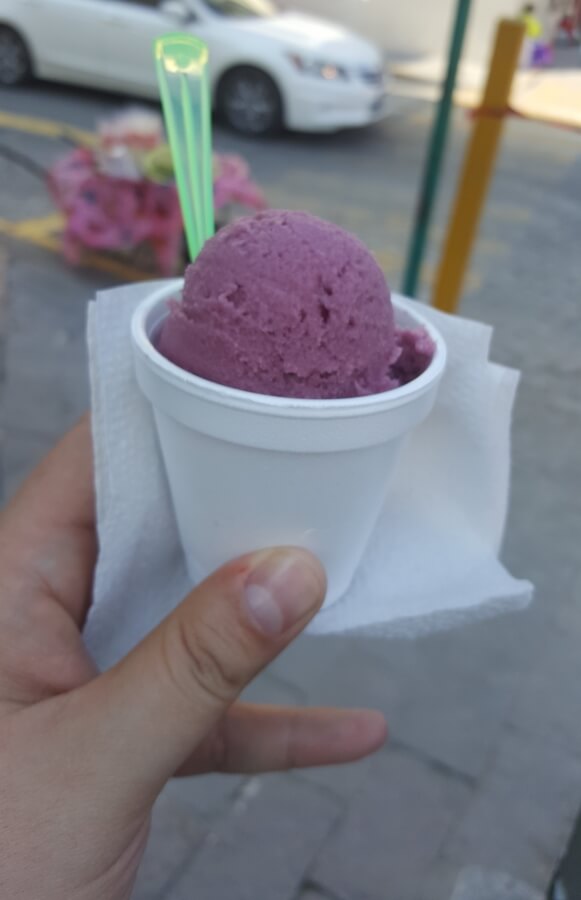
[213,154,267,211]
[47,146,267,276]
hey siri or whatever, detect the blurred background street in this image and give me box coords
[1,0,580,897]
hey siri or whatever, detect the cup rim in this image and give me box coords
[131,279,447,417]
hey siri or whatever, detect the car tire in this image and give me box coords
[217,66,283,136]
[0,26,32,86]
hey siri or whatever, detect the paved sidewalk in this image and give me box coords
[456,68,581,131]
[393,47,581,131]
[1,101,580,899]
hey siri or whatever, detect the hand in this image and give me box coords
[0,419,386,900]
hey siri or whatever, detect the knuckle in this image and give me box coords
[164,614,243,708]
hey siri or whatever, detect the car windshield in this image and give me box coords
[201,0,276,17]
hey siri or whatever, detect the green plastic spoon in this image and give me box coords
[154,33,215,261]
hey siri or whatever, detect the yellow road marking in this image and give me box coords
[0,110,95,146]
[0,215,156,282]
[2,213,64,238]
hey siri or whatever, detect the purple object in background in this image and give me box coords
[158,210,434,399]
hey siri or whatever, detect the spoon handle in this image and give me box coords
[154,33,215,262]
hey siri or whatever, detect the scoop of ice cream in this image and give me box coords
[158,210,399,399]
[158,210,435,398]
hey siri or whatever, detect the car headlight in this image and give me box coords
[288,54,349,81]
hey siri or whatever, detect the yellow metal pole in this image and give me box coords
[432,19,525,314]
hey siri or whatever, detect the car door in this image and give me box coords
[12,0,111,85]
[17,0,189,95]
[89,0,172,95]
[94,0,213,97]
[114,0,252,101]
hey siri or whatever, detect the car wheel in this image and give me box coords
[218,66,282,136]
[0,27,32,86]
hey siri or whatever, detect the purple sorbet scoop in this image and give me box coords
[158,210,433,399]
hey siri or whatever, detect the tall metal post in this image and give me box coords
[402,0,473,298]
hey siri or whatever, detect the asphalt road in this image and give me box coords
[0,76,575,278]
[1,78,581,900]
[2,75,580,296]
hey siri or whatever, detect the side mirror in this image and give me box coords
[160,0,192,24]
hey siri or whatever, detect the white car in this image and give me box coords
[0,0,388,135]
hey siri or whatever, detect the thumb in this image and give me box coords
[77,547,325,798]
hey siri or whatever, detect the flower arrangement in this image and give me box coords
[48,108,267,276]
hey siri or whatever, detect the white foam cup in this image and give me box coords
[131,281,447,608]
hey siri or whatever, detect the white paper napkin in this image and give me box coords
[84,281,532,670]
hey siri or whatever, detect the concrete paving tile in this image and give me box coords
[272,613,530,783]
[167,774,340,900]
[444,731,581,889]
[297,753,379,805]
[164,774,246,822]
[297,888,339,900]
[312,747,472,900]
[415,855,462,900]
[509,609,581,758]
[450,866,544,900]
